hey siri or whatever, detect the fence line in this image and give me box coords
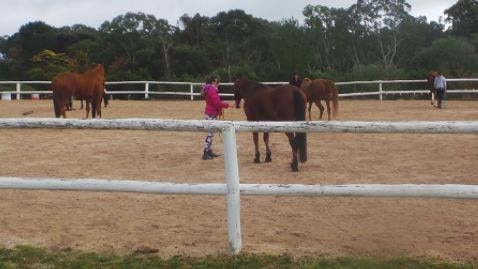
[1,118,478,133]
[1,79,477,101]
[1,118,478,254]
[2,177,478,199]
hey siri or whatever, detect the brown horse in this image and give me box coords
[233,78,307,172]
[51,64,105,118]
[78,90,110,110]
[426,71,439,106]
[300,78,339,121]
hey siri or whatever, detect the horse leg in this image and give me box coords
[308,102,313,121]
[60,99,67,118]
[81,99,84,109]
[285,132,299,172]
[253,132,260,163]
[325,99,331,121]
[264,132,271,162]
[97,97,103,118]
[91,98,97,119]
[66,96,73,111]
[316,100,325,120]
[85,100,91,119]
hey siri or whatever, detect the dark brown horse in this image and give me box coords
[300,78,339,121]
[233,78,307,172]
[426,71,439,106]
[52,64,105,118]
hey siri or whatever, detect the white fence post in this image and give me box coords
[190,83,194,101]
[16,82,21,100]
[145,82,150,100]
[222,124,242,254]
[379,81,383,101]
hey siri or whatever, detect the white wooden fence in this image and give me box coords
[1,118,478,254]
[1,79,477,101]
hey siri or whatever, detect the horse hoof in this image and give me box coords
[290,162,299,172]
[254,159,261,163]
[265,156,272,162]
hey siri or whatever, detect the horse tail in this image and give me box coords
[52,83,61,118]
[293,89,307,163]
[53,95,61,117]
[330,81,339,119]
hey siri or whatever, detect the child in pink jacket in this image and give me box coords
[202,75,230,160]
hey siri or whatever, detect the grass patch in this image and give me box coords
[0,246,475,269]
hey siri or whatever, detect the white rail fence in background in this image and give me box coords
[1,79,478,101]
[1,118,478,254]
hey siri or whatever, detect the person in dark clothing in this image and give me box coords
[289,72,302,88]
[433,71,447,109]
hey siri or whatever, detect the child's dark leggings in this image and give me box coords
[204,115,217,150]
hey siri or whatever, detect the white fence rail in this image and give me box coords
[1,79,477,101]
[2,177,478,199]
[1,118,478,254]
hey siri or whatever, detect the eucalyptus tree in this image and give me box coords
[210,9,270,80]
[99,12,176,80]
[303,5,354,73]
[268,19,312,75]
[4,21,58,79]
[445,0,478,37]
[348,0,412,70]
[178,13,212,48]
[414,36,478,76]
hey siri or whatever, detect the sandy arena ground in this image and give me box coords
[0,98,477,261]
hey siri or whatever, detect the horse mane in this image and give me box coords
[428,70,438,76]
[236,77,269,93]
[84,64,104,77]
[243,78,267,88]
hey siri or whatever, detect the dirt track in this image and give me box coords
[0,99,477,261]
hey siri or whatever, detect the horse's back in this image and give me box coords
[243,87,276,121]
[312,79,338,98]
[52,72,77,97]
[272,85,306,121]
[75,65,105,98]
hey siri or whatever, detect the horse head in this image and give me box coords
[233,77,246,108]
[300,77,312,90]
[427,71,438,93]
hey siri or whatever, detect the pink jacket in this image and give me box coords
[203,84,229,116]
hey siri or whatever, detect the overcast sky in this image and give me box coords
[1,0,457,37]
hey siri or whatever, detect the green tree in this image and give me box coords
[445,0,478,36]
[178,13,211,48]
[210,9,270,80]
[99,12,176,80]
[348,0,412,70]
[414,36,478,76]
[303,5,355,73]
[170,44,212,78]
[29,49,74,80]
[268,19,311,75]
[5,21,58,79]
